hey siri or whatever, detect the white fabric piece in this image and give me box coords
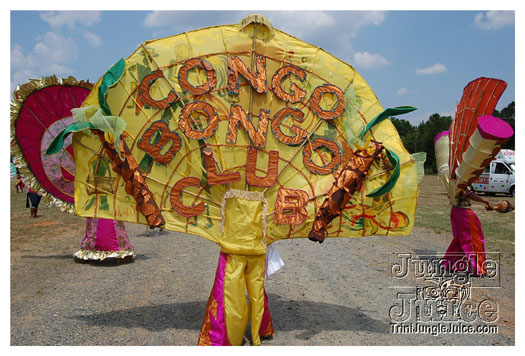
[265,243,284,279]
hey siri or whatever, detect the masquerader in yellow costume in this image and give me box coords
[50,15,425,345]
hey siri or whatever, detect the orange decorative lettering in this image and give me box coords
[272,107,307,145]
[271,65,306,103]
[178,101,219,140]
[228,55,268,95]
[274,188,309,225]
[226,104,270,147]
[178,58,217,95]
[308,84,345,120]
[170,177,205,217]
[136,69,177,114]
[137,121,182,165]
[246,147,279,187]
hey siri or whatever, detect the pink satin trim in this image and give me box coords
[94,218,119,251]
[208,252,230,345]
[443,206,486,275]
[477,115,513,140]
[259,289,271,334]
[433,130,449,145]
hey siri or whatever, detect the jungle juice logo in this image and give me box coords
[389,253,500,335]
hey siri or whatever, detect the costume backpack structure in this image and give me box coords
[55,15,424,243]
[48,15,425,345]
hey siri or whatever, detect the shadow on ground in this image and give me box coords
[70,293,389,338]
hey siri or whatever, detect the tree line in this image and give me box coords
[390,101,515,173]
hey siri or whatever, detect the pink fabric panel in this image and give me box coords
[79,217,96,250]
[114,220,134,250]
[207,252,230,345]
[259,289,271,335]
[94,218,119,251]
[443,206,486,275]
[477,115,513,140]
[15,85,90,204]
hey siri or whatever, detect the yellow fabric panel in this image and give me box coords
[223,254,266,346]
[73,17,421,249]
[220,196,266,255]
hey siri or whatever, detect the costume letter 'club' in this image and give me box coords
[434,78,514,276]
[55,15,425,345]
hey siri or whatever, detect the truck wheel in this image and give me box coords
[510,186,515,197]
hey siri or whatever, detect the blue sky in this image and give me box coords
[9,7,517,125]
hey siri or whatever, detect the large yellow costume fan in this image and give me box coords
[44,14,427,346]
[66,15,423,248]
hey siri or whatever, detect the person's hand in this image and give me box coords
[485,202,493,211]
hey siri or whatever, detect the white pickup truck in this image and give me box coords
[472,149,515,196]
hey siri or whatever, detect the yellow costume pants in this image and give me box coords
[198,252,273,346]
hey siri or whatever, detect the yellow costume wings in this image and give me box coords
[61,15,423,249]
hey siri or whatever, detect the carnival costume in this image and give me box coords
[11,76,135,263]
[51,15,425,345]
[434,78,514,277]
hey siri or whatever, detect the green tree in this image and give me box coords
[390,102,513,173]
[416,114,452,173]
[391,114,452,173]
[390,117,416,152]
[493,101,515,150]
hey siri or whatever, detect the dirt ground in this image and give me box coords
[10,176,514,346]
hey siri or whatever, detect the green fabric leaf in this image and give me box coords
[100,195,109,211]
[89,109,127,158]
[360,106,417,139]
[366,148,401,198]
[98,58,126,116]
[45,121,93,155]
[138,154,154,174]
[84,196,96,211]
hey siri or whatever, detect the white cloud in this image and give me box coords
[350,11,386,35]
[143,11,168,27]
[274,11,387,65]
[11,32,79,92]
[33,32,79,64]
[143,10,242,30]
[46,63,75,75]
[83,31,102,47]
[11,44,36,70]
[269,10,385,40]
[143,11,179,28]
[353,51,390,69]
[474,11,514,30]
[416,63,447,75]
[267,11,337,39]
[40,11,101,28]
[396,88,409,96]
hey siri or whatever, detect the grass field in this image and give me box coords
[10,180,85,255]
